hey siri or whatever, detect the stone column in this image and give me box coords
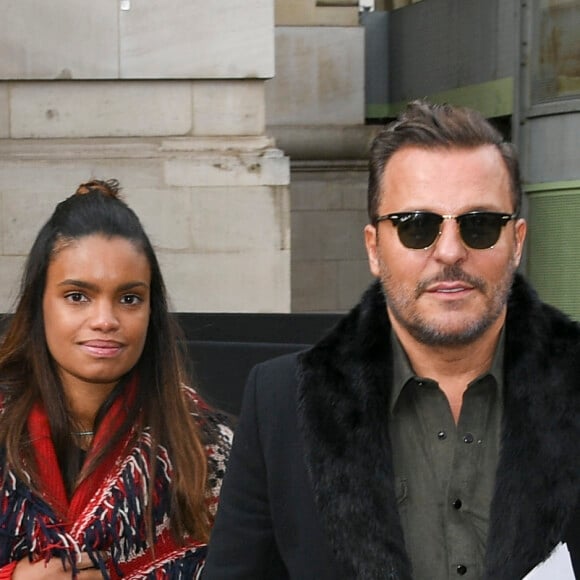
[0,0,290,313]
[269,0,375,312]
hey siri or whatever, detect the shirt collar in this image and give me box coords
[389,327,505,416]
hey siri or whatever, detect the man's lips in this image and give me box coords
[79,340,125,357]
[415,267,486,299]
[425,282,475,295]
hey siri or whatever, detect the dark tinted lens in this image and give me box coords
[458,213,504,249]
[397,212,443,249]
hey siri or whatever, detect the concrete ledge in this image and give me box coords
[268,124,379,160]
[0,136,277,159]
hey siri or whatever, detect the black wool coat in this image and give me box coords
[204,275,580,580]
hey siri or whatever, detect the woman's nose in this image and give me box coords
[89,301,120,331]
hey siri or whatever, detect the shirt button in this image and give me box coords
[452,498,462,509]
[437,430,447,440]
[457,564,467,575]
[463,433,474,444]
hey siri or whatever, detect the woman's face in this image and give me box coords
[42,234,151,398]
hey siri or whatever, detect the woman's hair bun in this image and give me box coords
[75,179,121,198]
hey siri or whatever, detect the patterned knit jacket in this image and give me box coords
[0,380,232,579]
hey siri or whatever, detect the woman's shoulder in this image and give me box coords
[179,386,233,511]
[180,385,233,456]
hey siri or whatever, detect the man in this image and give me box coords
[204,101,580,579]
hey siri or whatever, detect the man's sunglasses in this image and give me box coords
[374,211,518,250]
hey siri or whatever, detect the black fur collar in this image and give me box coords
[297,274,580,579]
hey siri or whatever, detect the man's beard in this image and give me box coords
[380,262,517,347]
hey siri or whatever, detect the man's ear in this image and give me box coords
[364,224,381,278]
[513,218,527,268]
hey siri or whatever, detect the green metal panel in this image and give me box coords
[526,181,580,321]
[366,77,514,120]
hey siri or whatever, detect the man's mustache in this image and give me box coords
[415,265,487,298]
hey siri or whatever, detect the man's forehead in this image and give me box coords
[378,145,513,210]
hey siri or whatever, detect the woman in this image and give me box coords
[0,180,231,579]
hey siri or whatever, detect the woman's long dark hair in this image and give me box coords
[0,179,211,542]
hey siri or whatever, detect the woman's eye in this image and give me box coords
[121,294,142,305]
[65,292,87,303]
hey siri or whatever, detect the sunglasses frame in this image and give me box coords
[374,210,518,250]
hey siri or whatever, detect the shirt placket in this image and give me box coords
[444,379,494,579]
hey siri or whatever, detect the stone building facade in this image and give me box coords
[3,0,578,318]
[0,0,290,313]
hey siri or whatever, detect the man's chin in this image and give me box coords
[405,316,494,347]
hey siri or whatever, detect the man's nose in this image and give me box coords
[431,218,468,264]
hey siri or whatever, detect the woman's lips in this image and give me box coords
[80,340,124,357]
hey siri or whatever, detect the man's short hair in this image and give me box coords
[367,100,523,223]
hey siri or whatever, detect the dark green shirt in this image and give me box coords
[389,331,504,580]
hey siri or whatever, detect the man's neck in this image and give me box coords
[390,313,505,422]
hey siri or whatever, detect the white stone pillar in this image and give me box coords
[0,0,290,313]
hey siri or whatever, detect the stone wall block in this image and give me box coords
[188,187,286,253]
[82,158,166,190]
[0,190,3,254]
[341,176,370,211]
[120,0,274,79]
[0,0,118,79]
[10,81,193,139]
[337,260,374,310]
[291,209,368,261]
[115,185,289,255]
[0,256,26,312]
[0,156,165,194]
[0,160,95,193]
[291,178,343,211]
[123,188,192,252]
[165,151,290,188]
[192,80,265,137]
[290,164,370,312]
[1,0,274,81]
[158,250,290,312]
[291,260,339,312]
[0,84,9,138]
[266,26,365,126]
[0,138,291,313]
[2,188,70,255]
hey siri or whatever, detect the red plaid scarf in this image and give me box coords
[0,377,229,578]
